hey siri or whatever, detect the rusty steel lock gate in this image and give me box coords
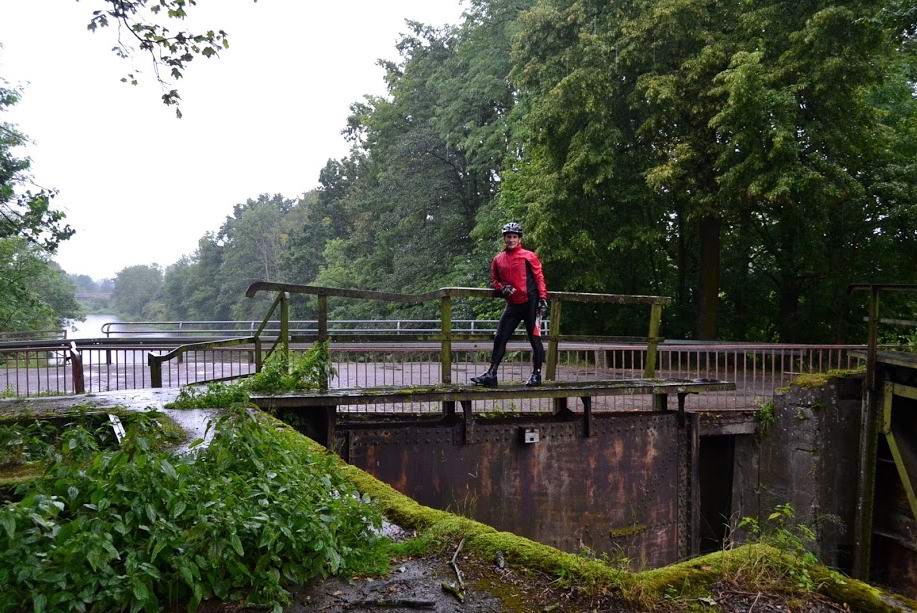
[341,411,697,569]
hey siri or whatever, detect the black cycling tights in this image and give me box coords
[488,301,545,373]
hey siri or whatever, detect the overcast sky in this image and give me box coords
[0,0,465,280]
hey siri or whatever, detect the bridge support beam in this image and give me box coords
[461,400,474,444]
[581,396,592,437]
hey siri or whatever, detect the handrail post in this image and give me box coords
[280,291,289,362]
[644,303,663,378]
[545,300,562,381]
[865,286,879,392]
[254,338,262,372]
[440,296,452,384]
[317,294,328,342]
[148,352,162,388]
[318,293,329,391]
[69,342,84,394]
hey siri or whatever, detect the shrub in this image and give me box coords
[0,407,382,612]
[168,342,334,409]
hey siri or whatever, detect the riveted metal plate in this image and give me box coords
[344,412,686,568]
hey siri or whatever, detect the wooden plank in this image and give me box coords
[246,281,671,306]
[545,301,561,381]
[853,383,883,579]
[317,295,328,342]
[254,292,282,338]
[441,296,452,385]
[246,281,425,303]
[644,303,663,377]
[280,292,289,360]
[883,382,917,527]
[251,379,735,408]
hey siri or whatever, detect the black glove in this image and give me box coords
[500,285,516,298]
[537,298,548,317]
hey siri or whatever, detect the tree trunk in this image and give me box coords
[777,278,801,342]
[676,206,688,334]
[696,215,721,339]
[733,213,751,340]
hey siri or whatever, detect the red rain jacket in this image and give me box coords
[490,245,548,305]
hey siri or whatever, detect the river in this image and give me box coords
[69,314,122,339]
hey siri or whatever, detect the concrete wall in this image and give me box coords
[733,374,864,570]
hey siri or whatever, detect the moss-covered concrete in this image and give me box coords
[790,368,865,389]
[0,462,44,487]
[260,411,917,612]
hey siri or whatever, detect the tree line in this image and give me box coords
[111,0,915,342]
[5,0,915,342]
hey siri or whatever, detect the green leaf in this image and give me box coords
[160,459,177,480]
[32,593,47,613]
[0,513,14,539]
[230,533,244,557]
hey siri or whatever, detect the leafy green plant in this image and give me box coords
[168,342,334,409]
[0,386,14,399]
[246,341,334,393]
[735,503,822,592]
[0,415,127,468]
[0,420,59,467]
[0,407,382,612]
[167,381,252,409]
[755,401,776,435]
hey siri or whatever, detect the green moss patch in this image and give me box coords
[609,523,647,538]
[790,368,865,389]
[0,462,44,486]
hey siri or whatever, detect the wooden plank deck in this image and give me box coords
[250,378,734,407]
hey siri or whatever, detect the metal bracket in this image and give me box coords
[677,392,688,427]
[581,396,593,437]
[461,400,475,444]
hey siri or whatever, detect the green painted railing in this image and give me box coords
[148,282,671,389]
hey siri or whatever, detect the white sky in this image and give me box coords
[0,0,465,280]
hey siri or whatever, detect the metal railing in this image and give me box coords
[4,281,893,409]
[0,337,256,397]
[0,329,67,341]
[101,319,548,337]
[1,335,868,409]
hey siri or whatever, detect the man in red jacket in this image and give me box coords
[471,221,549,387]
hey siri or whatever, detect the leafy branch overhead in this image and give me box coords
[82,0,245,117]
[0,84,73,253]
